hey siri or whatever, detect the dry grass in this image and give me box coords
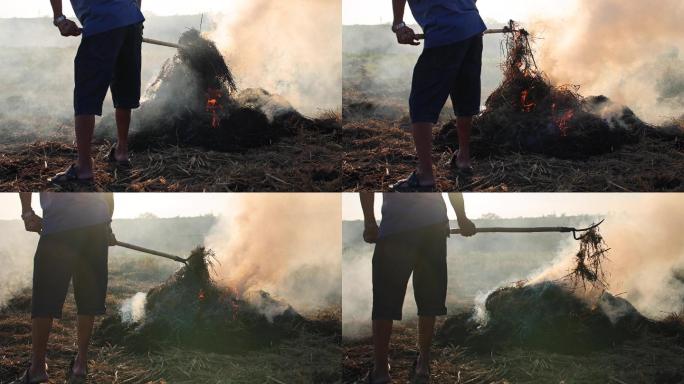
[343,319,684,384]
[0,114,341,192]
[341,119,684,192]
[0,263,341,384]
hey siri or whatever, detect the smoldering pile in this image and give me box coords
[101,29,313,152]
[437,226,684,354]
[437,282,654,354]
[438,22,680,159]
[96,247,304,353]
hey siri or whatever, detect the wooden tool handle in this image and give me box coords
[116,241,187,264]
[415,28,510,40]
[142,37,180,49]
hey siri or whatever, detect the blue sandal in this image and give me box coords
[48,164,93,185]
[106,145,132,168]
[389,171,436,192]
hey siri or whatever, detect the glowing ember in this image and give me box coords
[205,88,223,128]
[520,90,535,112]
[552,103,575,137]
[198,289,206,301]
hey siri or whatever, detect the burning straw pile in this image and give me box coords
[441,22,657,159]
[103,29,317,152]
[437,282,653,354]
[436,224,682,354]
[97,247,305,353]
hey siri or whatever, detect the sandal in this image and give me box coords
[66,356,87,384]
[48,164,93,185]
[106,145,132,168]
[449,152,473,176]
[16,364,48,384]
[389,171,436,192]
[409,355,431,384]
[362,364,392,384]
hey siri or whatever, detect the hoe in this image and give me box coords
[451,220,604,240]
[115,240,189,265]
[414,19,524,40]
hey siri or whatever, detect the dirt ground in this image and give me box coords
[341,114,684,192]
[341,51,684,192]
[343,319,684,384]
[0,262,342,384]
[0,113,341,192]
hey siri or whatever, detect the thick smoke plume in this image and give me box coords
[205,194,341,313]
[533,0,684,124]
[532,195,684,318]
[210,0,341,115]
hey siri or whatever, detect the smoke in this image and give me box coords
[205,194,341,314]
[533,0,684,124]
[0,220,39,308]
[120,292,147,324]
[532,195,684,319]
[209,0,341,115]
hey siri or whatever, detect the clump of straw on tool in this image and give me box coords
[566,224,610,289]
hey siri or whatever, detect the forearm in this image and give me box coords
[392,0,407,25]
[19,193,33,214]
[447,193,468,220]
[359,192,376,223]
[50,0,63,17]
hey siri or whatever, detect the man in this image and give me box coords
[390,0,487,192]
[49,0,145,184]
[360,192,476,383]
[18,193,115,383]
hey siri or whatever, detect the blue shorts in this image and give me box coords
[409,34,483,123]
[74,23,143,116]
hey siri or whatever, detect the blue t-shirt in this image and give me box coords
[40,193,113,235]
[407,0,487,48]
[379,193,448,238]
[70,0,145,37]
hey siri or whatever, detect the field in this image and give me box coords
[343,318,684,384]
[0,216,342,384]
[342,216,684,383]
[341,26,684,192]
[0,18,342,192]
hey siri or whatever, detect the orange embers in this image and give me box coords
[205,88,223,128]
[520,89,536,112]
[552,103,574,137]
[198,289,206,301]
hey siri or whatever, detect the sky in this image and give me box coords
[341,193,667,221]
[342,0,578,25]
[0,193,235,220]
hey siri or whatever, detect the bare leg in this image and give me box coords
[411,122,436,184]
[372,319,393,382]
[416,316,436,376]
[29,317,53,382]
[455,116,473,169]
[72,315,95,377]
[114,108,131,161]
[74,115,95,178]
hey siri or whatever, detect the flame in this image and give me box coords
[520,90,535,112]
[552,103,574,137]
[205,88,223,129]
[198,289,206,301]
